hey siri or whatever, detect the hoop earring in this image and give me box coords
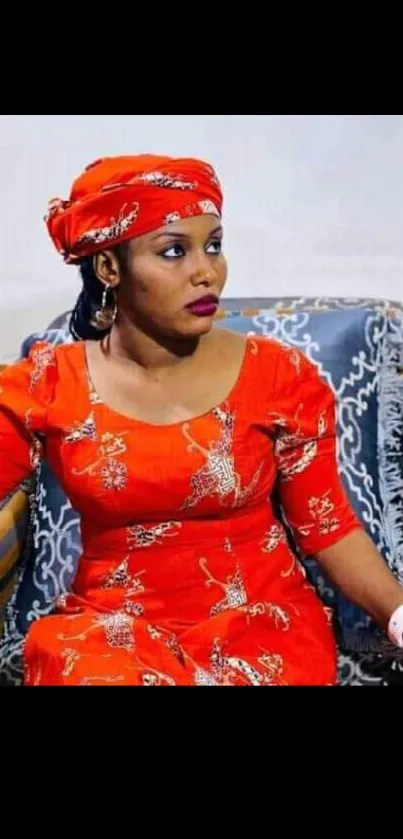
[90,284,118,331]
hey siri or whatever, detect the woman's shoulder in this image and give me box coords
[214,328,300,374]
[0,341,83,431]
[214,327,281,354]
[211,330,331,421]
[0,340,82,397]
[214,329,325,395]
[211,330,291,404]
[26,339,81,367]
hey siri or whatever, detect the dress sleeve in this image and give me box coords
[268,344,361,555]
[0,343,56,499]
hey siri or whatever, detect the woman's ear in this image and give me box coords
[93,250,121,289]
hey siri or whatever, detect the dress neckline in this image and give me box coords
[77,336,254,430]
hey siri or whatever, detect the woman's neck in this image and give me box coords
[105,319,203,373]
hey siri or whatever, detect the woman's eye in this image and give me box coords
[159,239,222,259]
[206,240,222,255]
[160,244,185,259]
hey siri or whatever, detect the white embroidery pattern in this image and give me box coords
[45,198,71,222]
[25,409,43,469]
[261,525,288,553]
[294,490,341,539]
[165,212,181,225]
[133,171,198,191]
[257,651,286,685]
[90,390,103,406]
[247,602,294,632]
[29,345,55,393]
[269,407,328,482]
[199,558,248,617]
[182,405,263,510]
[63,413,97,444]
[140,666,176,687]
[147,625,185,666]
[102,559,146,594]
[198,200,220,216]
[126,521,182,549]
[80,675,125,686]
[72,431,128,491]
[75,202,140,250]
[194,669,220,687]
[95,612,136,652]
[102,460,128,490]
[61,649,81,677]
[205,638,286,687]
[124,602,145,617]
[285,347,303,374]
[57,610,136,653]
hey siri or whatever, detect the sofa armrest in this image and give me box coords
[0,489,29,638]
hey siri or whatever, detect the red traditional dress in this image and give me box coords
[0,336,360,685]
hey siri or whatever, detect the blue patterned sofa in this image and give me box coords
[1,296,403,686]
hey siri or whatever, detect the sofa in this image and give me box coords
[1,295,403,686]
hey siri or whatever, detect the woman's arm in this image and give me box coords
[0,343,54,498]
[270,343,403,644]
[317,529,403,629]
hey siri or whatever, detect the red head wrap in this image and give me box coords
[45,154,223,264]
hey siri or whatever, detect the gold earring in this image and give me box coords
[90,285,118,331]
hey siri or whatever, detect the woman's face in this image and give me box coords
[97,214,227,339]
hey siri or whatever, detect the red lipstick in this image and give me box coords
[186,295,219,317]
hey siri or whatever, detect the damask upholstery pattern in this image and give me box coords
[1,297,402,686]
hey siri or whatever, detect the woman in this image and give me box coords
[1,154,402,686]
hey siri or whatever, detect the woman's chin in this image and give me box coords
[182,317,216,337]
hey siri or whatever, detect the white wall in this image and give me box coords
[1,114,403,361]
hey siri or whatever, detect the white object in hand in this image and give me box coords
[388,604,403,649]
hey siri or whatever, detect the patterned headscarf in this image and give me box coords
[45,155,223,264]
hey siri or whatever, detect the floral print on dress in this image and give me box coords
[127,521,182,549]
[182,404,264,510]
[95,612,136,652]
[29,345,55,393]
[147,625,185,667]
[72,431,129,491]
[269,407,327,483]
[182,405,236,508]
[80,675,125,686]
[248,600,301,632]
[199,558,248,616]
[102,460,128,490]
[102,559,146,594]
[141,669,176,687]
[292,490,341,540]
[201,638,287,687]
[261,524,288,553]
[194,668,220,687]
[3,336,357,687]
[56,610,137,653]
[61,649,81,677]
[25,409,43,470]
[63,413,97,444]
[284,346,303,375]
